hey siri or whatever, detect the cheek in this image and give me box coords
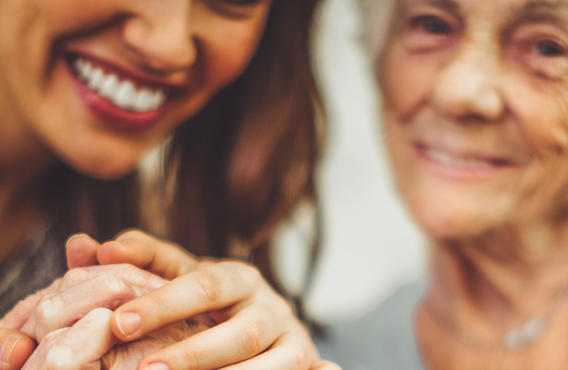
[380,45,439,116]
[507,77,568,152]
[197,19,267,93]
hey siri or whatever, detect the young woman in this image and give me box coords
[317,0,568,368]
[0,0,336,368]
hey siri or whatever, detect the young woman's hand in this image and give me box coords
[0,328,34,370]
[67,230,340,370]
[21,306,216,370]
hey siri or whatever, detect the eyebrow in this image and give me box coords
[405,0,462,14]
[515,0,568,19]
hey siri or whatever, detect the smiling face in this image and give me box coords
[379,0,568,240]
[0,0,271,179]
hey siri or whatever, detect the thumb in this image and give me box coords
[0,328,35,370]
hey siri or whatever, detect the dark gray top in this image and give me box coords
[0,227,66,317]
[314,282,426,370]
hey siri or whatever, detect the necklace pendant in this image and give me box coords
[503,317,545,350]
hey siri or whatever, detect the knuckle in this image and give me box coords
[63,268,89,285]
[238,321,264,354]
[35,295,63,327]
[274,295,295,319]
[290,341,313,369]
[45,345,74,370]
[115,263,139,275]
[242,263,262,284]
[41,327,67,345]
[222,260,263,288]
[97,274,131,298]
[176,347,202,369]
[193,271,221,304]
[146,291,171,312]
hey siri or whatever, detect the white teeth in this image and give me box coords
[425,149,492,169]
[100,74,118,99]
[72,57,168,112]
[115,81,137,109]
[153,91,166,110]
[134,89,155,112]
[89,68,104,90]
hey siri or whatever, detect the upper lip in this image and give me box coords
[67,50,188,91]
[414,140,527,166]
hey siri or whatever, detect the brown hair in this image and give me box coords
[42,0,323,300]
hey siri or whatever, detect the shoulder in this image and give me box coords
[315,281,426,370]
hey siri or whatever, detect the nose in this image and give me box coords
[431,42,505,122]
[121,1,196,75]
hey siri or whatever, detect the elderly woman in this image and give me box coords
[316,0,568,369]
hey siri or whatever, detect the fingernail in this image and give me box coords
[116,312,141,337]
[145,362,170,370]
[65,233,93,248]
[1,335,22,364]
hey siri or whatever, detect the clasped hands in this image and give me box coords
[0,230,339,370]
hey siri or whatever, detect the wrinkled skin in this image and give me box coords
[101,315,213,369]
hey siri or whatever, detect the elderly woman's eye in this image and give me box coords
[412,16,452,35]
[536,40,566,57]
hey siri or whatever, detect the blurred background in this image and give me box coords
[272,0,426,324]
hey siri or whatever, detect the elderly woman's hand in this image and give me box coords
[20,308,212,370]
[67,230,340,370]
[1,263,167,343]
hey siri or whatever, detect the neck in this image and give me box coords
[422,220,568,343]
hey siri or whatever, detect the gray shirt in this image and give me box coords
[0,227,67,317]
[314,282,425,370]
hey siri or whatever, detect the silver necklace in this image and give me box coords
[502,316,546,350]
[424,296,568,351]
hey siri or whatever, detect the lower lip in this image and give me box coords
[414,145,513,181]
[65,60,170,131]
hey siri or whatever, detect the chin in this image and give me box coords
[408,196,507,242]
[63,153,140,180]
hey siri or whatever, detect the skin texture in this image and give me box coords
[1,231,340,370]
[0,0,272,279]
[377,0,568,368]
[0,1,338,368]
[0,0,271,181]
[0,329,34,370]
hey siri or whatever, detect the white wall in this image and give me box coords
[273,0,425,323]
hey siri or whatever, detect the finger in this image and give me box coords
[66,234,100,269]
[310,361,342,370]
[102,229,199,279]
[1,296,44,331]
[137,304,282,370]
[20,273,141,341]
[56,264,167,293]
[0,329,35,370]
[23,308,115,370]
[0,281,61,330]
[2,264,165,331]
[218,332,318,370]
[111,262,260,341]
